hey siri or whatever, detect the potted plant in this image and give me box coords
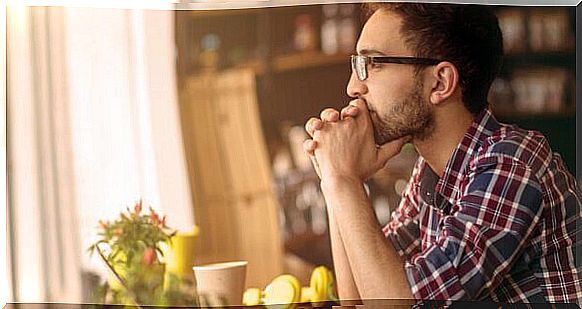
[88,200,196,306]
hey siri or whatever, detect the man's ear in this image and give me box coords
[428,61,459,105]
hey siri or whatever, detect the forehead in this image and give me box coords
[357,10,410,56]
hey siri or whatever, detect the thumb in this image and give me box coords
[349,99,369,119]
[376,137,408,167]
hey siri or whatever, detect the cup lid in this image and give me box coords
[193,261,248,270]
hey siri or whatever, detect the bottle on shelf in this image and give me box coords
[198,33,221,72]
[497,9,526,54]
[293,14,317,52]
[320,4,339,55]
[338,4,356,53]
[509,68,569,114]
[528,9,573,52]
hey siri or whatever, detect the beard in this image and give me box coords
[369,79,434,145]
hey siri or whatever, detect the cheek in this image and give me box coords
[366,72,415,113]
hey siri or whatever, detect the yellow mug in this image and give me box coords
[163,226,199,278]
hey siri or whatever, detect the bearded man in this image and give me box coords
[303,3,582,304]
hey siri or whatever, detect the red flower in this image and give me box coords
[113,228,124,236]
[142,247,157,265]
[150,208,161,225]
[134,200,142,216]
[98,220,108,229]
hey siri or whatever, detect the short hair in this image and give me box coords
[363,3,504,115]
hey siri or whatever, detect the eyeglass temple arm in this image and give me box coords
[371,56,441,65]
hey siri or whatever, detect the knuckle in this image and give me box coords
[313,129,322,140]
[321,108,339,120]
[343,117,356,129]
[350,98,364,108]
[305,117,320,133]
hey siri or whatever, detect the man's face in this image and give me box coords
[346,10,434,145]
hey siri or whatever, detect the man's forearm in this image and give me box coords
[328,206,361,302]
[322,177,413,300]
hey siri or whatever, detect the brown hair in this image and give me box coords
[363,3,504,114]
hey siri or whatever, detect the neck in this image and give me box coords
[412,106,475,177]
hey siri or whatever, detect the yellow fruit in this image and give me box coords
[300,286,315,303]
[310,266,331,301]
[274,274,301,293]
[263,274,301,308]
[326,269,338,300]
[243,288,263,306]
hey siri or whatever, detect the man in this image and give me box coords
[303,3,582,303]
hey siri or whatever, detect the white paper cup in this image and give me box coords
[193,261,248,306]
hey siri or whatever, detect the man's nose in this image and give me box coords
[346,71,368,98]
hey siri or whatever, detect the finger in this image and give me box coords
[302,138,317,156]
[376,137,408,166]
[340,104,359,119]
[349,98,370,117]
[309,155,322,179]
[302,139,322,179]
[305,117,323,137]
[349,99,374,129]
[320,108,340,122]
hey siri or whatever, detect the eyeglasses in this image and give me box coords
[350,55,442,81]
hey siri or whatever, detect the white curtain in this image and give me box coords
[1,4,10,307]
[8,6,82,302]
[7,6,194,302]
[66,6,195,274]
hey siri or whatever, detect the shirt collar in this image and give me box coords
[425,108,501,209]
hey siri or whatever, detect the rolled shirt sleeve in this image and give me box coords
[404,155,544,300]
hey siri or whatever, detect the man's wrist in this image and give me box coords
[320,174,364,194]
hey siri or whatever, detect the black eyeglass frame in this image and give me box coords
[350,55,442,81]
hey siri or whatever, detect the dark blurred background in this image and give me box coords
[174,4,576,280]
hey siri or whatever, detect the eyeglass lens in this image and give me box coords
[351,55,367,81]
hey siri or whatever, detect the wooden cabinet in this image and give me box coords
[178,69,284,288]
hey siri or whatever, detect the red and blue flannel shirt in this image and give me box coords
[383,109,582,303]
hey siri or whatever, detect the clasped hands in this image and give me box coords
[303,99,409,186]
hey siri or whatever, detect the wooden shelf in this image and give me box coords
[231,52,350,75]
[272,52,350,73]
[493,106,575,119]
[502,50,575,69]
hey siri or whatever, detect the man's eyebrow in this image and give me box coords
[358,49,387,56]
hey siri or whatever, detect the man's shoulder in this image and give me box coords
[473,123,552,176]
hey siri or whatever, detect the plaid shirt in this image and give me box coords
[383,109,582,303]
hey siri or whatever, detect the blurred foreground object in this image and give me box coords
[243,265,337,308]
[88,200,198,306]
[193,261,248,306]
